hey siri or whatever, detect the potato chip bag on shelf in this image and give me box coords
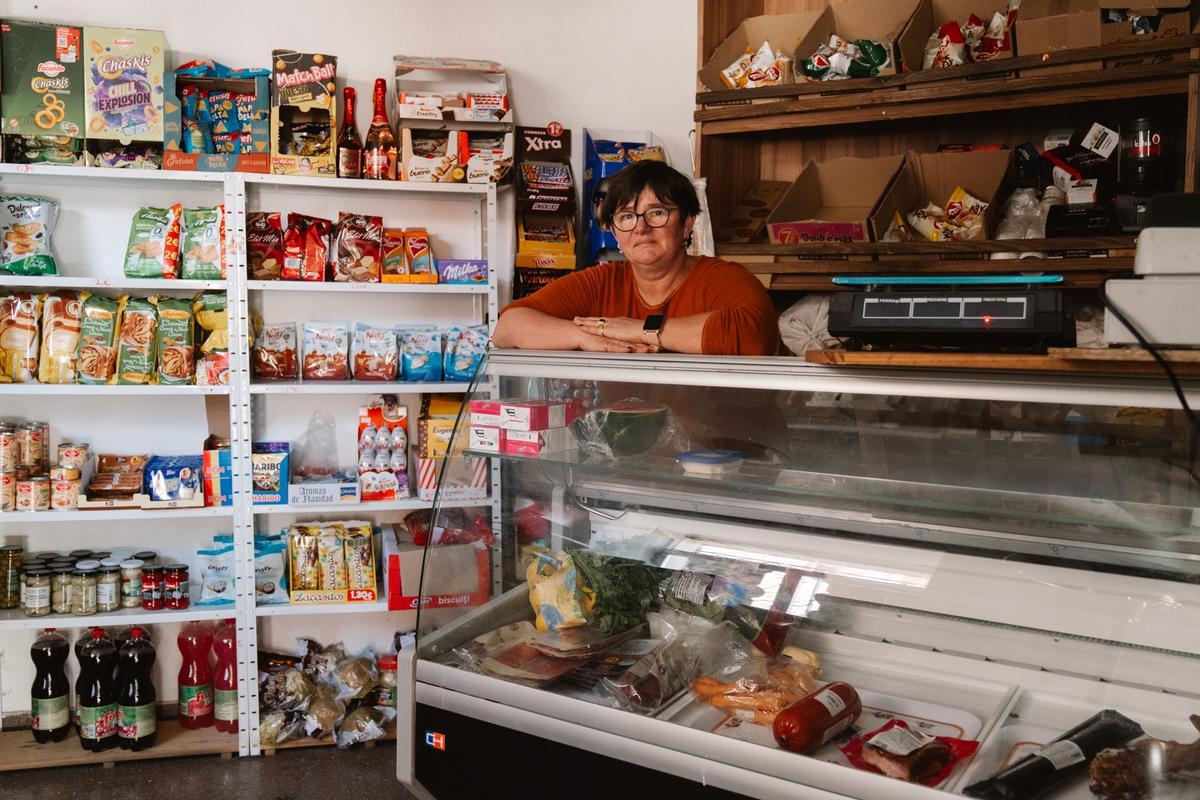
[0,196,60,276]
[125,204,182,279]
[194,292,230,385]
[0,292,41,383]
[38,290,86,384]
[181,206,226,280]
[76,294,121,384]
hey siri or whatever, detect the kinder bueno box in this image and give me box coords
[499,400,578,432]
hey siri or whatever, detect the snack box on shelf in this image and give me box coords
[270,50,337,178]
[286,521,382,606]
[1017,0,1192,74]
[385,523,490,611]
[906,0,1017,71]
[287,474,360,505]
[75,455,206,510]
[163,71,270,173]
[517,213,577,270]
[393,56,512,124]
[1,20,85,145]
[82,26,166,144]
[251,444,290,505]
[790,0,923,83]
[764,154,906,245]
[697,11,815,91]
[415,454,489,502]
[470,425,577,456]
[203,446,232,508]
[401,128,468,182]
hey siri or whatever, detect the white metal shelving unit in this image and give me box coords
[0,165,507,761]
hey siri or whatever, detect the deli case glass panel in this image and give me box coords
[400,352,1200,800]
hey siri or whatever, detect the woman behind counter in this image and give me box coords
[494,160,779,356]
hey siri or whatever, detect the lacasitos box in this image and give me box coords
[1,21,85,138]
[83,26,166,142]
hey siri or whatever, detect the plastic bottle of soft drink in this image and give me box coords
[212,619,238,734]
[117,627,157,751]
[177,621,214,729]
[30,628,70,743]
[74,627,111,734]
[77,628,119,751]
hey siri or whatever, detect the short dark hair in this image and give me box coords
[598,160,700,229]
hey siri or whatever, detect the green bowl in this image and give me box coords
[599,401,669,457]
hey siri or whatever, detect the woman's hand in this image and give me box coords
[576,329,659,354]
[573,316,649,346]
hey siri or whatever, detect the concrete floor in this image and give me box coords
[0,742,415,800]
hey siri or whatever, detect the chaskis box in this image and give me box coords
[1,21,85,139]
[82,26,166,143]
[270,50,337,177]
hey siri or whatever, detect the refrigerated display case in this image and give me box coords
[397,351,1200,800]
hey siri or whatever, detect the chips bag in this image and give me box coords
[152,296,196,385]
[0,292,41,383]
[114,297,158,384]
[0,196,60,275]
[194,292,230,385]
[125,204,183,279]
[181,206,225,280]
[76,294,121,384]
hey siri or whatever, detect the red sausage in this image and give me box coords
[773,682,863,753]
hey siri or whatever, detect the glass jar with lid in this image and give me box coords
[96,565,121,613]
[51,565,74,614]
[23,569,50,617]
[71,561,99,616]
[99,557,122,570]
[18,560,45,611]
[89,551,112,562]
[133,551,157,564]
[164,564,190,610]
[141,565,164,610]
[67,549,92,562]
[120,559,144,609]
[0,545,23,609]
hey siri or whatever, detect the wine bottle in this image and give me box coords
[337,86,363,179]
[363,78,397,181]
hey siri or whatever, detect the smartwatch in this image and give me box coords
[643,314,666,348]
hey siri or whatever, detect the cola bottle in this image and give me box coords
[117,627,157,751]
[30,628,70,743]
[74,626,111,733]
[77,628,119,751]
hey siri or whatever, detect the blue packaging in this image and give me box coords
[401,327,444,382]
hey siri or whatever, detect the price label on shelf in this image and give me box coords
[347,589,378,603]
[93,278,112,287]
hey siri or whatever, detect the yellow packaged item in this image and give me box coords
[318,524,348,590]
[0,292,42,383]
[526,550,586,632]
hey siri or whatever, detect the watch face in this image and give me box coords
[643,314,665,332]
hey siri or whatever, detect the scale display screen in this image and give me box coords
[861,296,1030,322]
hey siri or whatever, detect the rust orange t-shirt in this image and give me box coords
[502,257,779,356]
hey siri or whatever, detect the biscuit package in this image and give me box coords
[253,322,299,381]
[38,290,86,384]
[283,213,331,282]
[181,206,225,280]
[125,204,182,279]
[351,324,398,381]
[114,296,158,384]
[443,324,488,382]
[317,524,348,590]
[333,213,383,282]
[76,293,121,384]
[0,196,60,276]
[302,322,349,381]
[247,211,285,279]
[400,327,443,382]
[341,521,377,594]
[152,296,195,385]
[0,292,41,383]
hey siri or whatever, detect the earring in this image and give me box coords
[684,232,694,248]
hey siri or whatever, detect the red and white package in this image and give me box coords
[923,20,967,69]
[282,213,332,281]
[351,323,398,381]
[840,720,979,787]
[253,323,298,381]
[499,400,579,432]
[247,211,285,280]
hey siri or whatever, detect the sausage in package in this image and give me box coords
[351,324,398,381]
[302,322,349,381]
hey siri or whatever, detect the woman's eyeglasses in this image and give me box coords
[610,206,677,232]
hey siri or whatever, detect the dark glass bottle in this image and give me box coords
[337,86,363,179]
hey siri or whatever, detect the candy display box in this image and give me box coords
[393,56,512,124]
[163,71,270,172]
[270,49,337,178]
[1,21,85,141]
[82,26,166,143]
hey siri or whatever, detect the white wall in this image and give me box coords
[0,0,697,716]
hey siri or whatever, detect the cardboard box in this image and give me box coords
[270,50,337,178]
[163,71,270,172]
[715,181,790,244]
[251,445,289,505]
[469,425,501,453]
[287,476,360,505]
[203,447,232,507]
[1,21,84,139]
[502,427,577,456]
[469,399,502,426]
[1101,2,1193,56]
[901,0,1016,70]
[870,149,1013,241]
[499,400,577,432]
[415,454,490,502]
[517,213,577,270]
[765,155,905,245]
[419,418,456,458]
[1016,0,1103,75]
[464,130,514,184]
[82,26,166,143]
[385,526,490,612]
[393,56,512,124]
[401,128,468,182]
[793,0,925,78]
[698,12,825,91]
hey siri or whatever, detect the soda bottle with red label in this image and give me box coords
[117,627,157,750]
[213,619,238,734]
[177,621,214,729]
[78,628,119,751]
[30,628,70,743]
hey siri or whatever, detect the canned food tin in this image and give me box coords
[0,473,14,511]
[17,424,43,467]
[49,466,80,482]
[0,427,17,472]
[15,478,36,511]
[57,443,89,471]
[51,479,79,511]
[29,477,50,512]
